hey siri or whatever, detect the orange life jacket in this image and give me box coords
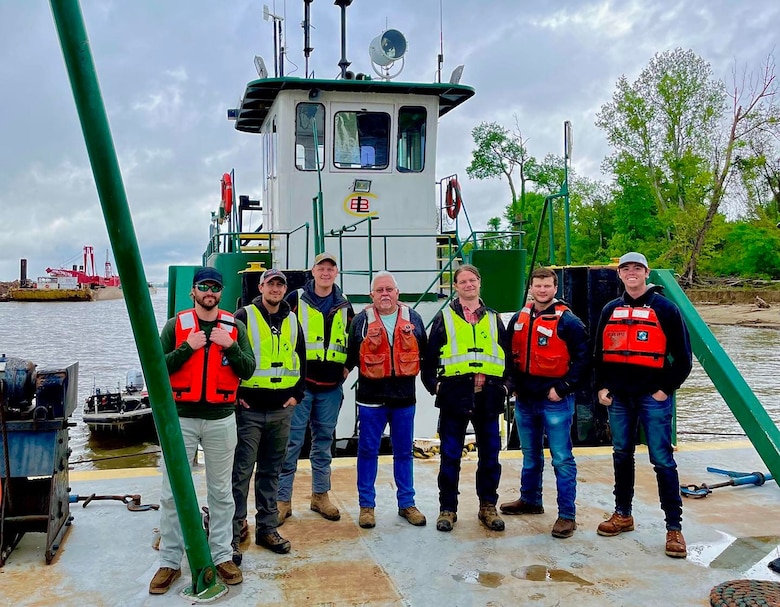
[359,305,420,380]
[511,302,571,378]
[601,305,667,369]
[169,309,241,403]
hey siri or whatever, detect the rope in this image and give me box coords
[710,579,780,606]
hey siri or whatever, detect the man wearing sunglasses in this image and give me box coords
[152,267,255,595]
[231,269,307,560]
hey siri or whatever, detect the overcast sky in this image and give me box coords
[1,1,777,283]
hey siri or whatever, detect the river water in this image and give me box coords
[1,293,778,470]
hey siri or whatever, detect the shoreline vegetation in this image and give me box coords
[2,280,778,329]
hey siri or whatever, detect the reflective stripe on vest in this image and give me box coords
[241,305,301,389]
[359,304,420,379]
[511,302,571,378]
[296,289,348,363]
[602,305,667,369]
[439,307,505,377]
[169,309,240,403]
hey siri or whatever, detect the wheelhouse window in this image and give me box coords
[295,103,325,171]
[333,111,390,169]
[397,106,426,172]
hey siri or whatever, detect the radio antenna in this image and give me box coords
[303,0,314,77]
[437,0,444,83]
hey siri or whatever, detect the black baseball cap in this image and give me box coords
[192,267,223,286]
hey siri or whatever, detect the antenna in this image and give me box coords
[437,0,444,83]
[302,0,314,78]
[334,0,354,79]
[263,4,285,77]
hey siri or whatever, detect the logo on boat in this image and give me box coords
[343,192,378,217]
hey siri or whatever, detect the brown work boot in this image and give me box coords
[398,506,427,526]
[665,530,687,558]
[277,501,292,526]
[215,560,243,585]
[256,530,291,554]
[478,502,505,532]
[436,511,457,532]
[551,517,577,539]
[499,498,544,515]
[359,507,376,529]
[311,492,341,521]
[597,512,635,536]
[148,567,181,594]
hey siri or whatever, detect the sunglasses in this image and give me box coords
[195,283,223,293]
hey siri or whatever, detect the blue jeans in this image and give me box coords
[515,394,577,520]
[278,386,343,501]
[232,406,293,537]
[437,391,502,512]
[607,393,682,530]
[357,404,416,509]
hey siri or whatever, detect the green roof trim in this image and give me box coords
[234,77,475,133]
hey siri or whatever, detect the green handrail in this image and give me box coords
[652,269,780,484]
[50,0,224,599]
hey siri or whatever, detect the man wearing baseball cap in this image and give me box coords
[152,267,255,594]
[593,252,692,558]
[231,268,306,559]
[278,252,354,523]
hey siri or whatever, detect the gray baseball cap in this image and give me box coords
[618,252,648,268]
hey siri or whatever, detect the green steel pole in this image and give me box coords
[49,1,224,599]
[313,120,325,255]
[563,121,572,265]
[652,269,780,483]
[547,198,556,265]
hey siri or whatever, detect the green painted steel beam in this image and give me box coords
[49,1,224,599]
[652,269,780,483]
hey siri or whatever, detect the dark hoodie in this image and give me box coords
[234,296,307,409]
[593,284,692,397]
[286,281,354,392]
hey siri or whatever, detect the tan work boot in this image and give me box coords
[149,567,181,594]
[665,530,687,558]
[216,560,243,585]
[597,512,635,536]
[398,506,427,526]
[436,510,457,532]
[311,492,341,521]
[277,501,292,526]
[359,507,375,529]
[478,501,505,531]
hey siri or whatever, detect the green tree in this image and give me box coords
[466,119,537,222]
[597,48,780,282]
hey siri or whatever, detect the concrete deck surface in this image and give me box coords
[2,441,779,606]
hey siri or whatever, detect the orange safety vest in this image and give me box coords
[359,305,420,380]
[169,309,241,403]
[602,305,667,369]
[512,302,571,378]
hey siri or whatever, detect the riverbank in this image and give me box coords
[694,303,780,330]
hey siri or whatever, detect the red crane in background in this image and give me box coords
[45,246,121,288]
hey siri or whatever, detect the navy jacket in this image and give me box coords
[507,300,590,400]
[593,285,692,397]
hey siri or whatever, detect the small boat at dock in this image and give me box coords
[83,370,155,436]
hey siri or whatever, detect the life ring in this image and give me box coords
[221,173,233,214]
[445,178,462,219]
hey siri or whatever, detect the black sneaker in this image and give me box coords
[256,530,291,554]
[231,540,243,565]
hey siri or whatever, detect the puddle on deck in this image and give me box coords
[511,564,594,586]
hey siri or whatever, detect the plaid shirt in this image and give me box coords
[462,305,486,391]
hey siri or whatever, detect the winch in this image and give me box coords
[0,355,78,566]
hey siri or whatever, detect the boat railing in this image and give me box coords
[202,222,311,267]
